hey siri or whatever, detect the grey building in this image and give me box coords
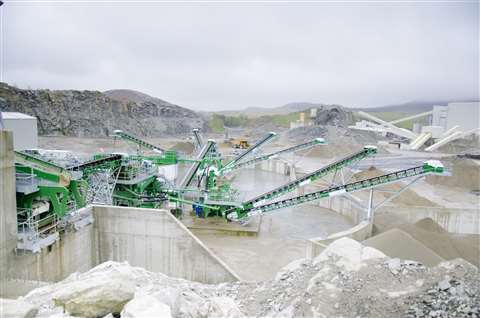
[431,105,448,130]
[446,102,480,131]
[1,112,38,150]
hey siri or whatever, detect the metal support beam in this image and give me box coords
[372,175,424,211]
[227,160,444,221]
[220,138,326,174]
[366,189,374,220]
[223,132,277,170]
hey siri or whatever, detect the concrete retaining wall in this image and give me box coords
[8,223,96,282]
[0,131,18,297]
[306,221,373,259]
[257,159,294,179]
[94,206,240,283]
[1,206,239,297]
[309,192,367,224]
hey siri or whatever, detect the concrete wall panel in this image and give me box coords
[3,118,38,150]
[375,206,479,235]
[447,102,480,131]
[0,131,18,296]
[94,206,239,284]
[9,224,96,282]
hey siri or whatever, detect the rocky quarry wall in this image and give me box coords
[0,83,206,137]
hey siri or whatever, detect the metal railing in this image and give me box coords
[17,208,58,244]
[15,173,38,193]
[116,163,157,181]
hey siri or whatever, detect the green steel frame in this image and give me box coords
[227,161,445,221]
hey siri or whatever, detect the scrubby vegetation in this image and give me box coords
[207,112,299,132]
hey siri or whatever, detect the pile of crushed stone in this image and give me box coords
[405,274,479,318]
[2,238,478,318]
[288,125,386,158]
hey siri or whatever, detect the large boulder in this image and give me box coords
[314,237,386,271]
[121,294,172,318]
[0,298,38,318]
[52,277,135,317]
[22,261,168,318]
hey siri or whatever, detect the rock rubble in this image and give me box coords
[3,238,477,318]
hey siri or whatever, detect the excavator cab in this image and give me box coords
[231,138,249,149]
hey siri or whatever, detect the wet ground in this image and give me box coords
[195,168,353,281]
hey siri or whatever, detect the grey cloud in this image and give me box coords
[3,2,479,110]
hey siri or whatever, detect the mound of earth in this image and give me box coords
[312,105,354,127]
[363,228,445,266]
[6,238,479,318]
[351,167,437,207]
[0,82,205,137]
[372,216,480,268]
[435,134,480,154]
[169,141,195,155]
[426,157,480,191]
[289,126,385,158]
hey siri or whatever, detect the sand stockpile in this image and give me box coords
[299,143,364,159]
[352,167,437,207]
[288,125,387,159]
[436,134,480,154]
[372,216,480,268]
[169,141,195,155]
[426,157,480,191]
[415,217,448,233]
[363,228,444,266]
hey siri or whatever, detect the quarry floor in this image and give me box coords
[194,169,353,281]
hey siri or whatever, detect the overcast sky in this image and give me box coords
[1,1,479,111]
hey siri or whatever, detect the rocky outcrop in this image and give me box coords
[16,238,480,318]
[312,105,354,127]
[0,83,205,137]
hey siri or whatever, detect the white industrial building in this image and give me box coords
[431,105,448,129]
[0,112,38,150]
[445,102,480,131]
[431,102,479,131]
[349,101,479,151]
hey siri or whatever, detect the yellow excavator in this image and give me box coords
[230,138,250,149]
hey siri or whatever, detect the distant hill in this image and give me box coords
[355,99,479,113]
[214,99,479,117]
[214,102,334,117]
[275,102,330,114]
[354,101,445,113]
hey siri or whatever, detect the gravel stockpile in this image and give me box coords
[405,274,480,317]
[6,238,478,318]
[288,125,385,158]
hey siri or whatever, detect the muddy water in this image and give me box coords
[196,168,353,281]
